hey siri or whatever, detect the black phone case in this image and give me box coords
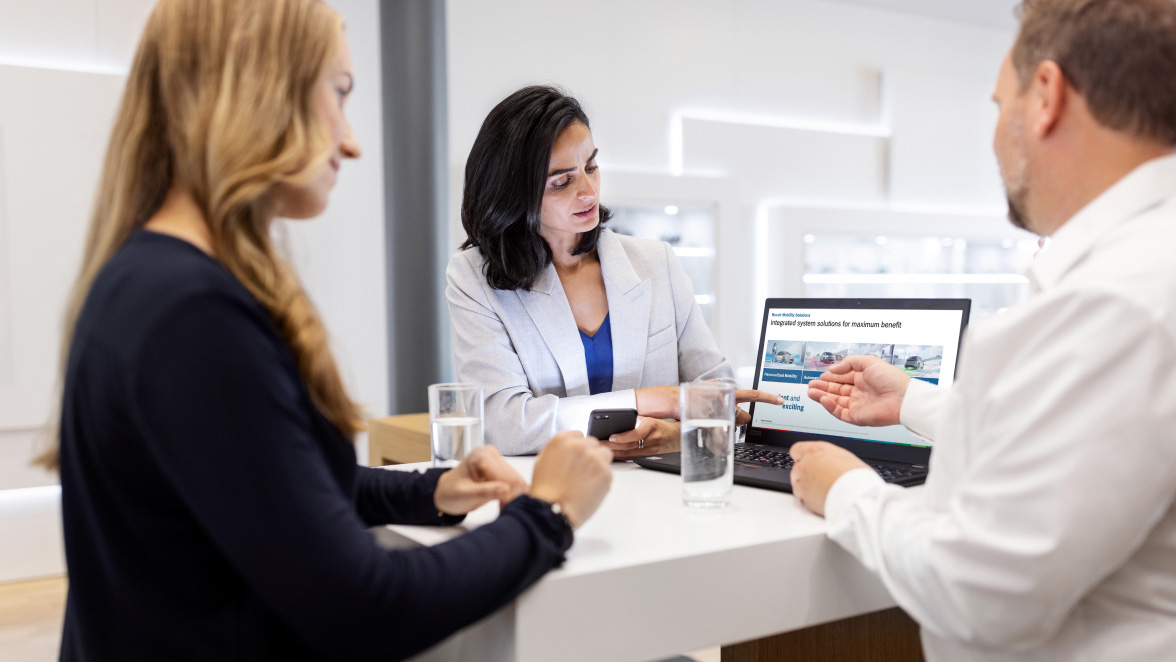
[586,408,638,439]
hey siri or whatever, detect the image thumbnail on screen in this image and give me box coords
[801,342,893,373]
[887,344,944,383]
[784,342,945,385]
[763,340,806,368]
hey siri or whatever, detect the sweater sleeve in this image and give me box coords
[130,290,569,661]
[352,466,467,527]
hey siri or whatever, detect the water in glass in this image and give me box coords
[431,416,483,467]
[681,417,733,508]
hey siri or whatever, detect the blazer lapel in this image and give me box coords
[517,263,592,397]
[598,231,652,391]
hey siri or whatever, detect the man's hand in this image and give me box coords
[602,417,680,459]
[807,355,910,427]
[530,431,614,529]
[434,446,528,516]
[789,441,870,516]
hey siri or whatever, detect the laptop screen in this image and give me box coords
[750,300,968,450]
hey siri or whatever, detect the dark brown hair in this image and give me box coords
[1014,0,1176,145]
[460,86,612,291]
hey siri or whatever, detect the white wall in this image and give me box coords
[0,0,388,581]
[834,0,1020,31]
[446,0,1018,368]
[448,0,1011,173]
[0,64,124,438]
[0,0,154,74]
[284,0,389,440]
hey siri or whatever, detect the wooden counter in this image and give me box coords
[368,414,430,466]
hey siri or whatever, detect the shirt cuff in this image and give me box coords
[824,467,885,529]
[502,495,575,554]
[899,378,942,444]
[557,389,638,435]
[607,388,638,412]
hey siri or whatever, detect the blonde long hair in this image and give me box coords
[37,0,363,469]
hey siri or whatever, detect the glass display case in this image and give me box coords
[802,233,1041,319]
[758,206,1041,327]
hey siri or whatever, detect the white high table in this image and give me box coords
[379,457,904,662]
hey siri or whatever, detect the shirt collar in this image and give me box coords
[1029,153,1176,291]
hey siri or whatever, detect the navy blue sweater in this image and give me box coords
[58,231,569,661]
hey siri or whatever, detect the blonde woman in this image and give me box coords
[47,1,612,659]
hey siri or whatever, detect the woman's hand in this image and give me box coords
[634,386,680,419]
[732,388,785,424]
[434,446,529,516]
[601,417,680,459]
[530,431,614,529]
[636,385,785,421]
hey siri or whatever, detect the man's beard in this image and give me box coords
[1002,116,1032,232]
[1006,187,1030,231]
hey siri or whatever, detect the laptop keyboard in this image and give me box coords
[734,445,795,469]
[733,445,927,483]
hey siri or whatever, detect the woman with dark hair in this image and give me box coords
[447,86,782,457]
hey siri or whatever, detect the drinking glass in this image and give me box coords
[427,383,484,468]
[680,381,736,508]
[712,377,747,444]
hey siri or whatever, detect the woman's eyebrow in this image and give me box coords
[547,149,599,177]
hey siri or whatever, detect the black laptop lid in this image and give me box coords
[747,298,970,465]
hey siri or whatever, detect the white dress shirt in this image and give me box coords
[824,154,1176,661]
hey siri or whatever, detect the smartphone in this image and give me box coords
[586,408,638,440]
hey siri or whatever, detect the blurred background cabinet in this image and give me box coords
[368,414,431,467]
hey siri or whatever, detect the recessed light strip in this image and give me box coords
[670,109,892,176]
[0,484,61,509]
[0,56,127,76]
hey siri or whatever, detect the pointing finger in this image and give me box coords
[736,389,785,405]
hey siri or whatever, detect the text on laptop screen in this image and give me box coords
[751,307,964,448]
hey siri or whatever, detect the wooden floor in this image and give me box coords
[0,576,66,662]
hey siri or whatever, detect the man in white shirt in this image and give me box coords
[790,1,1176,660]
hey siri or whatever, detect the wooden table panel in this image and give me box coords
[721,607,923,662]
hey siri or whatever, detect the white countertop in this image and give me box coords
[381,457,896,662]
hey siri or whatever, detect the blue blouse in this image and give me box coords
[579,314,614,395]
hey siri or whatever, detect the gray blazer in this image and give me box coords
[445,229,732,455]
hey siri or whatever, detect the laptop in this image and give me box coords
[634,298,970,492]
